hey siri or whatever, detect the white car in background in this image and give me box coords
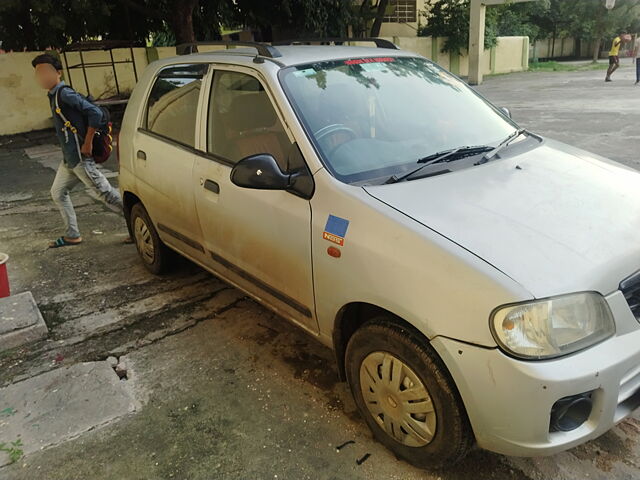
[118,39,640,468]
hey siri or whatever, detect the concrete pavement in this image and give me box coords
[475,58,639,171]
[0,291,48,351]
[0,361,138,467]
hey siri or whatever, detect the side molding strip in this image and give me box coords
[157,223,205,253]
[209,250,312,318]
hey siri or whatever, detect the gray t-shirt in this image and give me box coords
[635,38,640,58]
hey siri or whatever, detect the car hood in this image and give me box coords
[364,139,640,298]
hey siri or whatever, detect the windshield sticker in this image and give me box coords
[323,215,350,246]
[360,62,390,72]
[293,68,316,77]
[344,57,396,65]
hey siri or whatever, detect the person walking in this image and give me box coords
[32,53,130,248]
[605,34,624,82]
[634,35,640,85]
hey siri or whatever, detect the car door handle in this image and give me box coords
[203,179,219,194]
[137,150,146,161]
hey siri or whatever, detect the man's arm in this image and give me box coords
[59,88,104,157]
[82,126,97,156]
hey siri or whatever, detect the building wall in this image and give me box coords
[530,37,604,60]
[0,51,54,135]
[389,35,529,76]
[0,48,152,136]
[493,36,529,73]
[0,37,529,136]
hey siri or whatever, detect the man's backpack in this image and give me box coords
[54,86,114,164]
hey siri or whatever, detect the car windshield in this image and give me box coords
[279,56,518,184]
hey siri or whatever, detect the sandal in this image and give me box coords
[49,237,83,248]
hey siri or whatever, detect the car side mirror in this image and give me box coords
[500,107,512,119]
[230,154,291,190]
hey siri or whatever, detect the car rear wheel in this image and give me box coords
[130,203,172,275]
[345,318,473,469]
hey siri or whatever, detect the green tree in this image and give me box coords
[0,0,355,50]
[419,0,499,53]
[120,0,230,44]
[351,0,397,38]
[232,0,353,41]
[493,0,551,41]
[0,0,166,50]
[564,0,640,60]
[0,0,114,50]
[503,0,640,60]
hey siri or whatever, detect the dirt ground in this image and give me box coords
[1,64,640,480]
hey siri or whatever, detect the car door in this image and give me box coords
[193,66,317,333]
[133,63,207,257]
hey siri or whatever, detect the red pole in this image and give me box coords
[0,253,10,298]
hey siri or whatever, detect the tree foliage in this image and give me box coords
[497,0,640,59]
[418,0,640,55]
[419,0,498,53]
[3,0,639,54]
[492,0,551,40]
[232,0,353,41]
[351,0,398,38]
[497,0,640,41]
[0,0,355,50]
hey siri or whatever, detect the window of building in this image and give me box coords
[383,0,417,23]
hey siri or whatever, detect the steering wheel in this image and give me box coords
[314,124,358,155]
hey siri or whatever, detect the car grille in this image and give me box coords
[620,270,640,321]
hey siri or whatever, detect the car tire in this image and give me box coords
[130,203,172,275]
[345,318,473,469]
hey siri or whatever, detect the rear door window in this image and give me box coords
[145,64,208,148]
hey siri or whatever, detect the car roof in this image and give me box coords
[165,45,419,69]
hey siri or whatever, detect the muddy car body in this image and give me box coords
[118,40,640,468]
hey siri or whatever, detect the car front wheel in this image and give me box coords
[345,318,473,469]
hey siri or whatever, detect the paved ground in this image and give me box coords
[475,58,639,171]
[0,63,639,480]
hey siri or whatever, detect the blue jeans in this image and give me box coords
[51,158,123,238]
[636,59,640,82]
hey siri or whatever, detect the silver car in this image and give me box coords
[118,39,640,468]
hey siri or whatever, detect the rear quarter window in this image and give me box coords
[145,64,208,148]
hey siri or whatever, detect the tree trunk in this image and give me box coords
[357,0,370,37]
[123,2,134,41]
[171,0,199,44]
[20,0,37,50]
[370,0,390,37]
[592,38,601,62]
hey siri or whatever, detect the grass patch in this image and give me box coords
[0,438,24,464]
[529,60,609,72]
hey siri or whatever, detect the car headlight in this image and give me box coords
[490,292,615,360]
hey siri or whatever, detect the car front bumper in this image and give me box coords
[431,290,640,457]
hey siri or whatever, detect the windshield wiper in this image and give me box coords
[385,145,493,184]
[475,128,527,165]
